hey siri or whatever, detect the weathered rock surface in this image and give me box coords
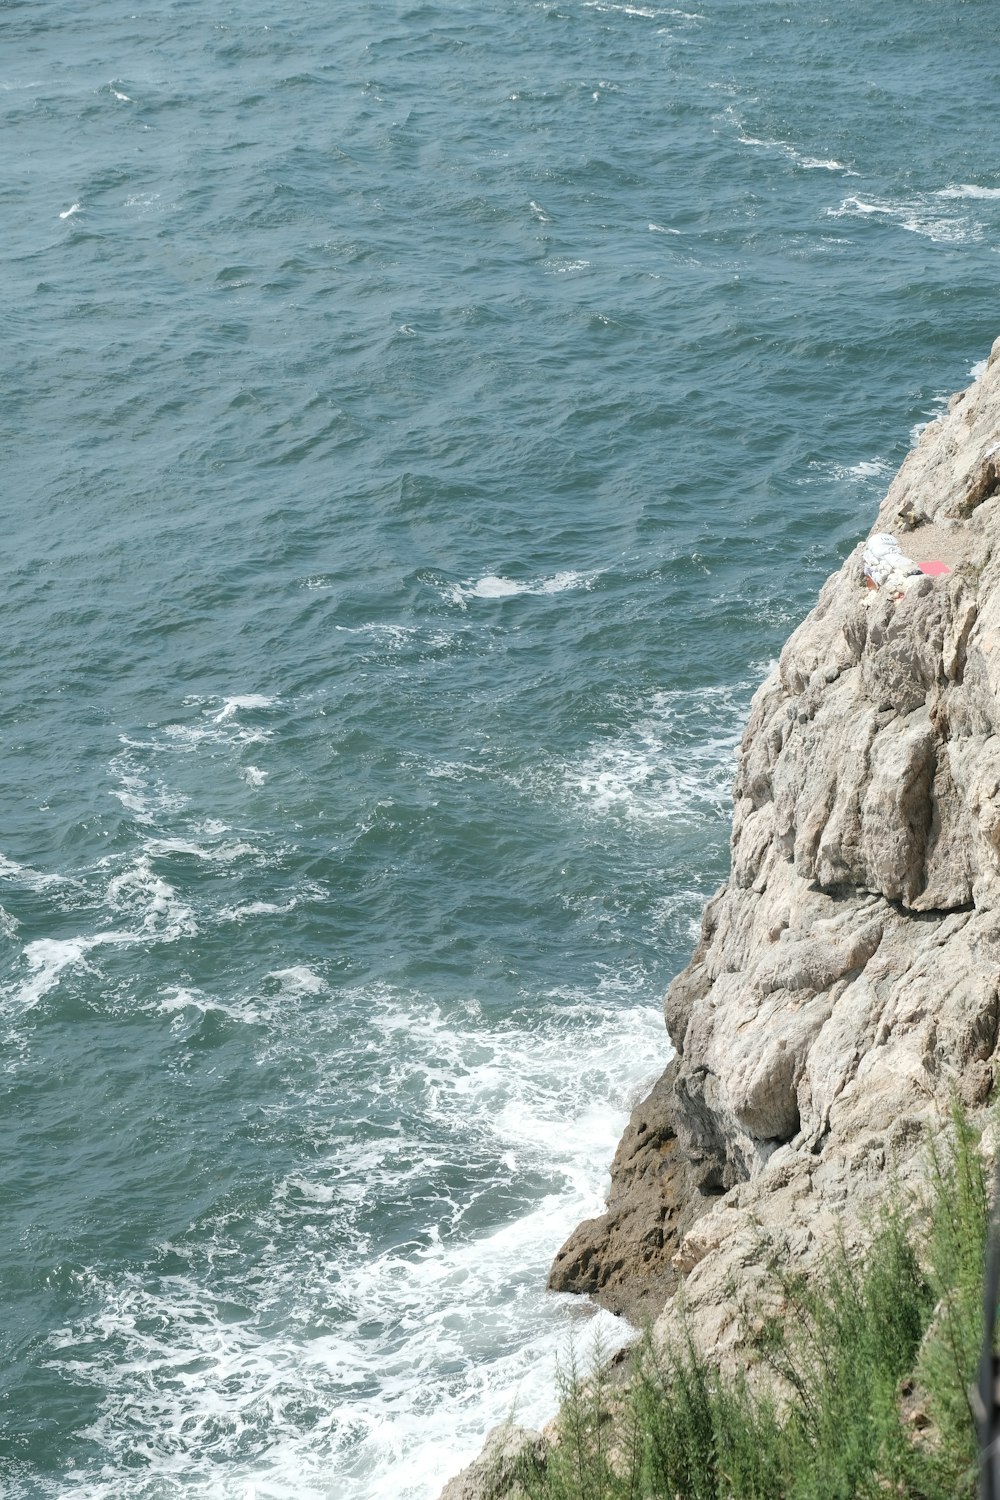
[438,1425,545,1500]
[547,1061,705,1323]
[549,336,1000,1355]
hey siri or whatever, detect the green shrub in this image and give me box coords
[517,1106,991,1500]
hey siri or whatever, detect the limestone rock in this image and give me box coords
[438,1425,546,1500]
[549,339,1000,1344]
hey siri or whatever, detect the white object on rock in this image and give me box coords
[862,531,922,591]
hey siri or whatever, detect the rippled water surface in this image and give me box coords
[3,1,1000,1495]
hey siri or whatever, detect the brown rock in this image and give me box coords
[546,1061,707,1324]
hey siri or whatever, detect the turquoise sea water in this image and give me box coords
[3,2,1000,1495]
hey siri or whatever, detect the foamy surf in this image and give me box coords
[551,681,751,826]
[40,988,667,1500]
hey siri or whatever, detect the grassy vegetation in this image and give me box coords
[516,1107,991,1500]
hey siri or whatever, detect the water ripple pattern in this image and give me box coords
[3,0,1000,1495]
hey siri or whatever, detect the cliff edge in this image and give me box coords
[549,336,1000,1351]
[442,339,1000,1499]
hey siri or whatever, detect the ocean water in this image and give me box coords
[3,1,1000,1495]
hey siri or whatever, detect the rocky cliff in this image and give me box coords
[549,335,1000,1352]
[442,339,1000,1497]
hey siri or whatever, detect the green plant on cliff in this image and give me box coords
[907,1104,990,1496]
[516,1108,991,1500]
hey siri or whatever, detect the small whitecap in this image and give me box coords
[213,693,276,723]
[470,574,527,598]
[545,258,591,274]
[59,203,82,219]
[452,570,595,603]
[268,965,328,996]
[145,835,257,863]
[936,183,1000,200]
[830,457,892,482]
[795,154,851,171]
[826,194,980,244]
[241,765,267,787]
[735,130,857,175]
[0,852,78,892]
[219,898,298,921]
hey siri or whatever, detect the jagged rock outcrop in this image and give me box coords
[547,1061,703,1324]
[439,1426,545,1500]
[550,336,1000,1348]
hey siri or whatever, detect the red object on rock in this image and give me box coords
[918,560,951,576]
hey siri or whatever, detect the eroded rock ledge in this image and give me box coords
[549,336,1000,1347]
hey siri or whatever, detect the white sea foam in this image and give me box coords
[971,358,990,381]
[935,183,1000,200]
[113,771,189,825]
[583,0,699,16]
[268,965,328,996]
[156,964,329,1031]
[648,221,681,234]
[213,694,277,723]
[830,456,892,482]
[134,695,279,752]
[0,852,79,891]
[104,855,197,938]
[219,898,299,921]
[4,875,193,1014]
[555,680,750,825]
[43,988,667,1499]
[826,194,983,244]
[445,570,597,606]
[241,765,268,787]
[16,938,95,1011]
[59,203,82,219]
[145,834,258,863]
[156,981,289,1029]
[734,125,857,175]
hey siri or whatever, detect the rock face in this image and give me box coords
[547,1061,703,1324]
[438,1426,545,1500]
[550,336,1000,1349]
